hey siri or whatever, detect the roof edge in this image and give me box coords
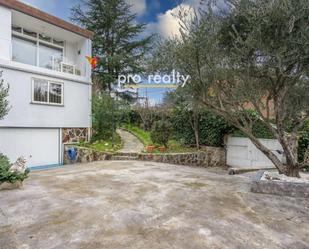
[0,0,94,39]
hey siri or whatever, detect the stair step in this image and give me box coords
[111,156,139,161]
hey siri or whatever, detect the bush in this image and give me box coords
[298,121,309,163]
[150,120,172,147]
[118,109,142,127]
[0,153,29,183]
[299,131,309,162]
[172,108,232,147]
[92,94,115,141]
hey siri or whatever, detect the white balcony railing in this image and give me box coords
[51,57,82,76]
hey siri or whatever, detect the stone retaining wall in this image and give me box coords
[62,128,89,144]
[138,148,226,168]
[64,145,112,164]
[64,145,226,168]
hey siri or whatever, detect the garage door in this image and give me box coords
[0,128,61,168]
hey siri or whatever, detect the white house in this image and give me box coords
[0,0,93,169]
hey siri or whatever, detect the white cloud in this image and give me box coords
[147,1,198,38]
[126,0,147,16]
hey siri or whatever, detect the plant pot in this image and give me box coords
[146,145,155,153]
[0,181,23,191]
[158,146,167,153]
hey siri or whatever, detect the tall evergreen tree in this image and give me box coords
[71,0,152,92]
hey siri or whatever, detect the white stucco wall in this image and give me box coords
[77,39,92,79]
[0,6,12,60]
[0,67,91,128]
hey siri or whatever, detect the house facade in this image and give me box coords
[0,0,93,168]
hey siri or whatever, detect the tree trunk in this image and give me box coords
[286,164,300,177]
[193,113,200,149]
[285,154,301,177]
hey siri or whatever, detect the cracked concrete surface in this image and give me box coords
[0,161,308,249]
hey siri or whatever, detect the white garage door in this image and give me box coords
[0,128,61,168]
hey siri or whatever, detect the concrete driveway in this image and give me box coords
[0,161,308,249]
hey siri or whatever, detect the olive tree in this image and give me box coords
[152,0,309,177]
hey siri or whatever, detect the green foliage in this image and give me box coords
[0,154,29,183]
[298,132,309,163]
[150,120,172,147]
[0,71,9,120]
[232,120,275,139]
[118,109,141,127]
[298,121,309,163]
[172,108,232,147]
[71,0,152,91]
[92,94,115,140]
[80,133,123,152]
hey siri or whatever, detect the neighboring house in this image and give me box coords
[0,0,93,169]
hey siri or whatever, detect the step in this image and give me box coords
[111,155,139,161]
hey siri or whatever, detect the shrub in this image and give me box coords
[171,108,232,147]
[298,121,309,163]
[0,153,29,183]
[150,120,172,147]
[92,94,115,141]
[118,109,142,127]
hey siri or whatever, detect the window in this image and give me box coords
[12,36,37,66]
[12,26,65,70]
[39,43,63,70]
[32,78,63,105]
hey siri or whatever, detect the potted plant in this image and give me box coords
[158,146,167,153]
[146,145,155,153]
[0,154,29,191]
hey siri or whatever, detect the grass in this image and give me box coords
[123,124,200,153]
[79,133,123,152]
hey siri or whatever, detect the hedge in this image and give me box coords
[171,108,232,147]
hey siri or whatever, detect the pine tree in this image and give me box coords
[71,0,152,92]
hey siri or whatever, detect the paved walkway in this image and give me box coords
[0,161,308,249]
[117,128,144,153]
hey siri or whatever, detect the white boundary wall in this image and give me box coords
[226,136,286,169]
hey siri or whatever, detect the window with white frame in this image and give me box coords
[32,78,63,105]
[12,26,65,71]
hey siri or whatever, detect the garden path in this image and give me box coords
[116,128,144,153]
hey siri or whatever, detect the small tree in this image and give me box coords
[92,94,115,140]
[153,0,309,177]
[0,71,9,120]
[150,120,172,147]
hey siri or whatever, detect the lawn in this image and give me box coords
[123,124,200,153]
[79,133,123,152]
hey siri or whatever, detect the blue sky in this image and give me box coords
[20,0,203,104]
[20,0,203,38]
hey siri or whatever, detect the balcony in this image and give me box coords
[11,25,86,77]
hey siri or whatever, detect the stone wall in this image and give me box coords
[64,145,112,164]
[64,145,226,168]
[138,148,226,168]
[62,128,89,144]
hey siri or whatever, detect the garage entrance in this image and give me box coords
[0,128,61,168]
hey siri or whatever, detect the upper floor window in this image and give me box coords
[12,26,65,71]
[12,36,37,66]
[32,78,64,105]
